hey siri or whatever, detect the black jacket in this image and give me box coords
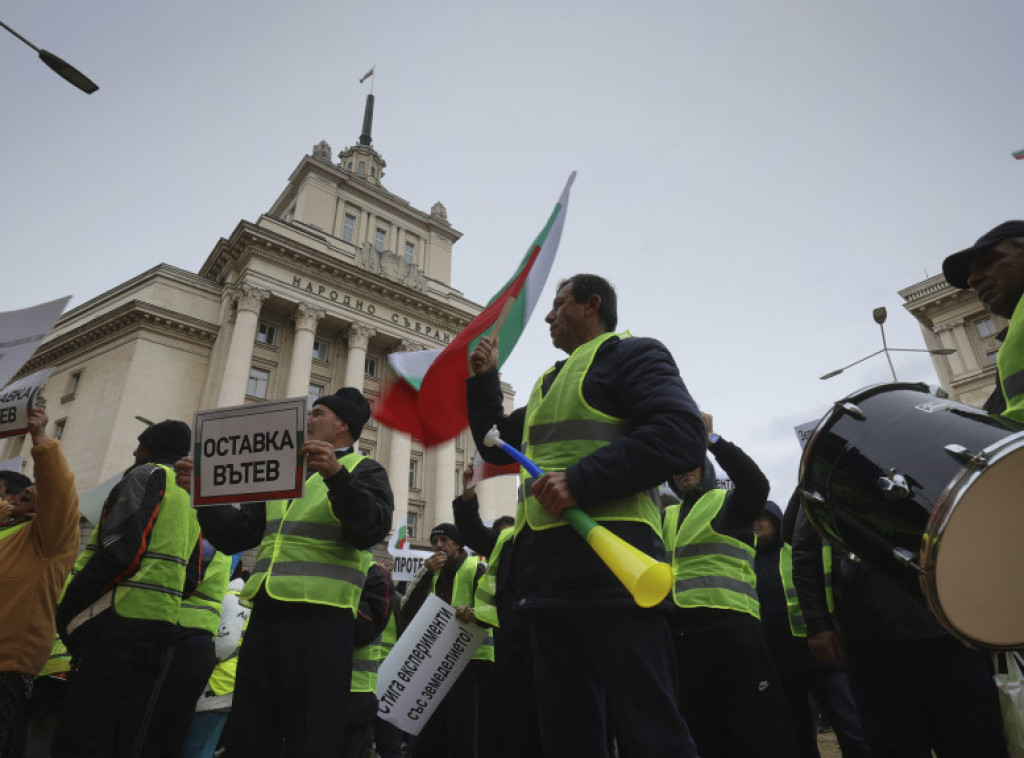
[196,451,393,555]
[791,506,947,641]
[468,333,706,609]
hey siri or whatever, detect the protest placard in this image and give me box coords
[387,515,433,582]
[0,368,53,438]
[193,398,306,505]
[376,593,488,734]
[0,298,70,390]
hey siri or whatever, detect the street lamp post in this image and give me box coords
[820,306,956,381]
[1,19,98,94]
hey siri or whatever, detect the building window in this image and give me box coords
[342,214,356,243]
[53,418,67,440]
[360,446,373,459]
[365,356,378,378]
[409,459,420,490]
[407,512,418,539]
[347,162,352,171]
[256,322,277,346]
[62,370,82,402]
[313,339,329,362]
[370,167,376,177]
[987,350,1000,365]
[404,241,415,264]
[247,367,270,399]
[976,317,997,338]
[358,161,366,175]
[375,228,386,252]
[308,383,324,405]
[364,399,376,429]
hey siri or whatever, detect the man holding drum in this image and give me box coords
[943,220,1024,420]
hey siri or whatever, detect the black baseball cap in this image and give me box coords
[943,221,1024,289]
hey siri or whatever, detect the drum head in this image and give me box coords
[922,434,1024,649]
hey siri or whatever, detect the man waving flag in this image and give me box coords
[376,172,576,446]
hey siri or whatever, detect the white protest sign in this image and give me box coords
[0,298,70,390]
[387,515,433,581]
[376,593,488,734]
[795,419,820,450]
[0,368,53,438]
[193,398,306,505]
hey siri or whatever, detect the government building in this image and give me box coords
[900,274,1001,407]
[3,94,517,548]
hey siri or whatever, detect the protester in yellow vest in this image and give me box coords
[663,428,798,757]
[452,463,526,758]
[343,559,395,758]
[467,274,706,758]
[942,220,1024,420]
[54,418,200,757]
[0,409,78,756]
[181,387,394,758]
[402,522,487,758]
[182,566,249,758]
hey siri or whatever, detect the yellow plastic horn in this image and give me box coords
[484,427,673,608]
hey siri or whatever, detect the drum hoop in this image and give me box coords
[919,430,1024,650]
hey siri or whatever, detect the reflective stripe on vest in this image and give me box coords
[37,635,71,677]
[63,464,199,624]
[241,453,371,613]
[781,543,834,638]
[474,527,513,628]
[999,293,1024,423]
[663,489,759,619]
[351,635,381,693]
[179,550,231,635]
[435,556,494,662]
[518,331,660,536]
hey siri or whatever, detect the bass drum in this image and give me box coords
[799,382,1024,650]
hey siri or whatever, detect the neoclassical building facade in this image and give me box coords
[899,274,1001,408]
[4,95,516,547]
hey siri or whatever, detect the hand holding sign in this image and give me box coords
[174,457,194,494]
[301,440,342,479]
[26,408,49,445]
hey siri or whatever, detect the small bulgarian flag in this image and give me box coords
[376,172,576,446]
[359,66,375,83]
[1013,149,1024,160]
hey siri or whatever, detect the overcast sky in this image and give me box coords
[3,1,1023,505]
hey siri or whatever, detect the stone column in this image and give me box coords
[430,439,456,525]
[343,324,376,388]
[285,304,326,399]
[216,284,270,407]
[387,428,411,533]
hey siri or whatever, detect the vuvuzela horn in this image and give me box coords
[483,427,673,608]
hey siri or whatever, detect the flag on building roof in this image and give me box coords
[359,66,375,83]
[1013,149,1024,160]
[376,172,576,446]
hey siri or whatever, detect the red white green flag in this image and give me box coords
[1013,149,1024,160]
[376,172,576,446]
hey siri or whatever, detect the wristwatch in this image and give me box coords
[708,433,720,445]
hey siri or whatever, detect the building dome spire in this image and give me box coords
[359,93,374,146]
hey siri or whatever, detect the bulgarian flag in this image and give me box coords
[376,172,576,446]
[1014,149,1024,160]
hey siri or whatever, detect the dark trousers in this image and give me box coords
[142,629,216,757]
[773,646,869,758]
[493,617,542,758]
[675,622,798,758]
[844,635,1008,758]
[372,717,404,758]
[529,608,698,758]
[411,659,478,758]
[0,672,32,758]
[51,615,176,758]
[225,596,354,758]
